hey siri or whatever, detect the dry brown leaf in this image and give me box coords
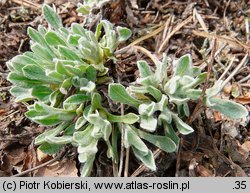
[214,111,222,122]
[36,148,49,162]
[223,84,232,94]
[0,109,6,115]
[241,141,250,152]
[34,160,78,177]
[195,165,214,177]
[234,96,250,104]
[225,137,248,164]
[5,146,26,166]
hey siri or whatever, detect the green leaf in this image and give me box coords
[138,76,155,87]
[46,71,65,82]
[164,76,180,94]
[139,102,156,116]
[22,64,59,84]
[91,92,102,110]
[78,139,98,154]
[22,64,45,80]
[45,31,66,46]
[140,115,157,132]
[28,27,48,48]
[117,26,132,42]
[209,97,248,119]
[73,125,94,146]
[75,116,87,130]
[31,43,54,61]
[85,65,97,82]
[87,114,112,141]
[137,60,153,78]
[125,125,148,155]
[172,113,194,135]
[7,72,44,88]
[63,124,75,136]
[183,103,190,117]
[49,90,64,107]
[63,94,90,110]
[56,61,82,77]
[26,103,75,126]
[10,86,33,102]
[147,86,162,101]
[68,34,81,45]
[32,86,52,101]
[71,23,87,36]
[107,113,139,124]
[7,55,37,73]
[76,5,91,15]
[182,72,207,90]
[80,81,96,93]
[35,122,70,145]
[164,123,180,148]
[58,46,81,61]
[174,54,193,76]
[38,25,47,35]
[109,83,141,108]
[26,110,64,125]
[137,129,177,153]
[155,94,168,111]
[155,54,169,83]
[39,143,63,155]
[132,147,156,171]
[43,4,62,29]
[46,136,73,144]
[206,80,223,97]
[159,108,172,124]
[80,154,95,177]
[169,95,190,105]
[186,89,202,100]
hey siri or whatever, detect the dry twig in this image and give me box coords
[10,0,41,10]
[158,16,193,53]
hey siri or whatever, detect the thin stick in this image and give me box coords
[194,8,208,32]
[112,127,118,177]
[192,30,250,50]
[0,110,19,122]
[133,45,159,66]
[129,23,165,46]
[158,16,193,53]
[118,103,125,177]
[245,18,249,43]
[221,54,249,88]
[175,137,183,177]
[0,86,12,91]
[12,154,61,177]
[156,16,173,53]
[218,56,236,81]
[10,0,41,10]
[239,74,250,83]
[124,148,130,177]
[187,39,215,124]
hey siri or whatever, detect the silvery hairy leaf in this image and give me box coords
[132,147,156,171]
[43,4,63,29]
[173,54,193,76]
[109,83,141,108]
[208,97,248,119]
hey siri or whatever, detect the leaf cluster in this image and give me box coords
[7,4,248,176]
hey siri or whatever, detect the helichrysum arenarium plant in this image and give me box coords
[108,54,248,169]
[7,4,248,176]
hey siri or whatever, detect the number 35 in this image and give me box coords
[234,181,246,189]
